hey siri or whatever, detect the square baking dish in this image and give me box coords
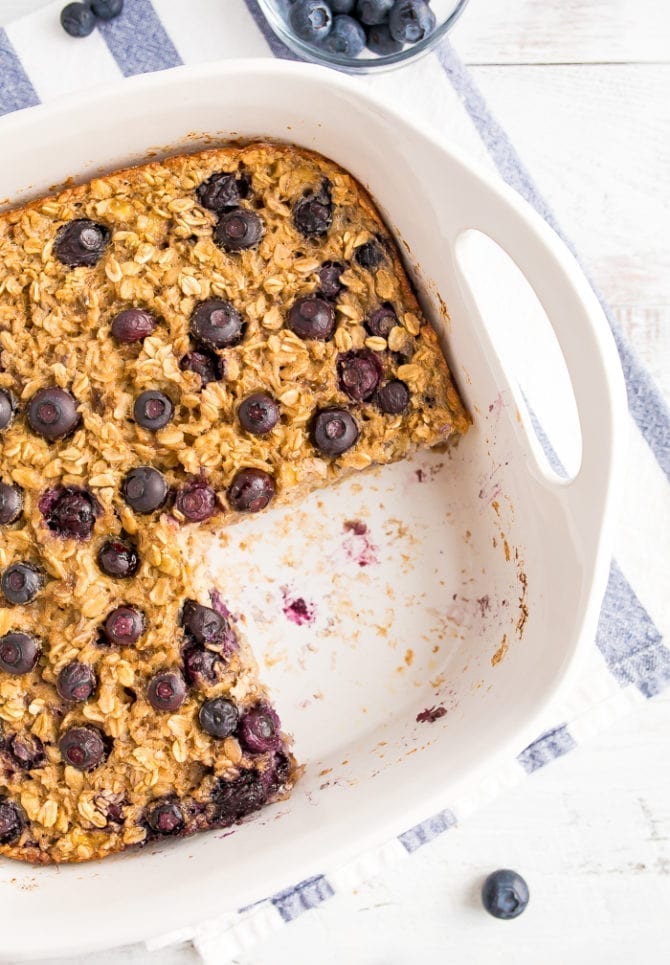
[0,61,626,960]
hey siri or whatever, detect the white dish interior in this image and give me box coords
[0,61,626,960]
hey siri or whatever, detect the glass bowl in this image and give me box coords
[257,0,470,72]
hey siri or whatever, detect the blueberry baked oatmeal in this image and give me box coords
[0,143,469,864]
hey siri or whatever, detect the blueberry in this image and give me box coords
[133,390,173,431]
[214,208,263,252]
[58,726,107,771]
[293,182,332,238]
[103,605,144,646]
[289,0,333,42]
[8,733,45,770]
[357,0,393,26]
[111,308,156,343]
[27,387,80,440]
[312,408,359,456]
[175,479,218,523]
[122,466,168,514]
[227,468,276,513]
[1,563,43,606]
[239,704,282,754]
[365,303,397,337]
[366,22,403,54]
[197,171,249,213]
[0,798,25,845]
[54,218,110,266]
[39,486,101,540]
[238,393,280,436]
[322,14,366,55]
[147,671,187,713]
[214,769,268,822]
[90,0,123,19]
[337,350,382,402]
[354,239,385,269]
[377,379,410,413]
[190,299,244,349]
[146,799,184,835]
[388,0,435,43]
[0,632,40,675]
[180,350,224,387]
[183,645,223,688]
[287,295,336,341]
[60,3,97,38]
[481,869,530,920]
[0,389,15,430]
[57,662,97,702]
[97,538,140,579]
[331,0,355,11]
[181,600,228,647]
[199,697,239,739]
[0,483,23,525]
[318,260,345,299]
[268,751,292,797]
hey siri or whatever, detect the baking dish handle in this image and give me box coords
[457,185,627,538]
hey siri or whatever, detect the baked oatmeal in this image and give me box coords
[0,142,469,864]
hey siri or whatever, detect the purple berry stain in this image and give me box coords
[281,587,316,627]
[416,705,447,723]
[342,519,378,568]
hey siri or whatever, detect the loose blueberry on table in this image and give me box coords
[481,869,530,919]
[60,0,124,38]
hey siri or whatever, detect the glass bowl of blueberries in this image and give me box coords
[259,0,469,70]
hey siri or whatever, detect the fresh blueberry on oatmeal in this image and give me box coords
[27,387,80,440]
[0,633,40,676]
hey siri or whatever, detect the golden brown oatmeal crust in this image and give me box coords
[0,142,469,864]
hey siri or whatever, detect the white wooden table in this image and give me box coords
[1,2,669,963]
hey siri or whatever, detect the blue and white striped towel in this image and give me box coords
[1,2,668,961]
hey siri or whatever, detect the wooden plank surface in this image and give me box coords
[470,63,670,397]
[452,0,670,64]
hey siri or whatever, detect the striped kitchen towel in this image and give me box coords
[1,2,668,962]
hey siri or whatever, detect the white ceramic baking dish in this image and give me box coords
[0,60,626,960]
